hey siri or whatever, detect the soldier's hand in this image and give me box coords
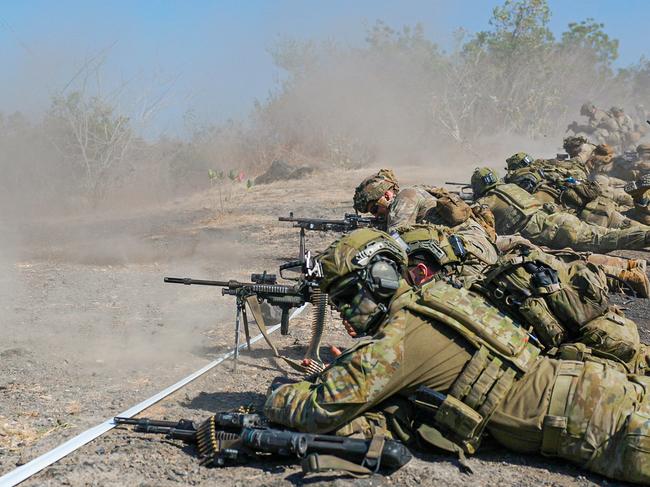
[330,345,343,357]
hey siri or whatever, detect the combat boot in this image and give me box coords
[628,258,647,274]
[618,267,650,298]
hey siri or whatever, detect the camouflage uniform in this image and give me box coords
[624,144,650,226]
[504,153,639,230]
[386,186,438,233]
[567,103,614,146]
[512,176,639,230]
[562,137,634,207]
[472,169,650,253]
[265,230,650,484]
[353,169,481,234]
[609,107,642,151]
[399,222,650,369]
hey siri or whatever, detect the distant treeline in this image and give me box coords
[1,0,649,216]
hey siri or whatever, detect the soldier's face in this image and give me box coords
[368,190,394,217]
[329,278,382,337]
[338,292,381,337]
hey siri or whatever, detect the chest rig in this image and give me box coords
[489,184,542,234]
[391,280,540,456]
[474,246,608,348]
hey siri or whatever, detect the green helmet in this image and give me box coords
[353,169,399,213]
[580,102,595,116]
[471,167,500,197]
[400,224,459,266]
[318,228,407,294]
[563,136,588,156]
[506,152,534,171]
[319,228,407,336]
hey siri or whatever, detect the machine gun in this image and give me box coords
[444,182,474,201]
[114,413,412,474]
[165,253,327,373]
[279,212,381,257]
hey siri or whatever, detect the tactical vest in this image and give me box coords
[505,166,597,211]
[540,160,588,181]
[476,248,609,348]
[391,280,541,454]
[488,184,542,234]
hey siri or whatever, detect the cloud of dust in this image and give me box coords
[3,226,257,373]
[2,8,650,387]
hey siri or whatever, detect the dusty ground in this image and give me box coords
[1,167,648,486]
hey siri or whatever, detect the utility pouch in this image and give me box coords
[411,387,484,454]
[434,395,483,445]
[519,297,565,347]
[428,191,473,226]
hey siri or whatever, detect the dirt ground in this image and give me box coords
[1,167,648,486]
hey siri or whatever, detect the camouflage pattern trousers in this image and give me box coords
[521,210,650,253]
[580,196,649,230]
[345,358,650,484]
[492,359,650,484]
[626,188,650,226]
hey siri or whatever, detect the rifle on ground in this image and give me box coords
[279,212,381,257]
[165,254,327,373]
[114,413,412,475]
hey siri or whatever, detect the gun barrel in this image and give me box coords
[445,181,470,186]
[164,277,232,286]
[278,214,379,233]
[113,417,196,443]
[114,417,197,442]
[279,216,347,225]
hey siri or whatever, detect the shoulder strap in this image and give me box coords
[301,434,386,477]
[244,296,314,374]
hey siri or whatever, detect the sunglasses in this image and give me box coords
[328,275,362,309]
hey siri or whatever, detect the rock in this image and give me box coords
[254,160,314,185]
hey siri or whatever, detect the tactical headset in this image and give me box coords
[328,253,402,309]
[361,255,401,299]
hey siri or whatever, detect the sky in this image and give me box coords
[1,0,649,137]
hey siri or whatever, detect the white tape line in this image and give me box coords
[0,304,307,486]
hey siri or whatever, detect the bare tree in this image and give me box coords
[47,91,133,204]
[46,49,171,206]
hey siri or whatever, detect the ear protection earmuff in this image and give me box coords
[364,255,401,299]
